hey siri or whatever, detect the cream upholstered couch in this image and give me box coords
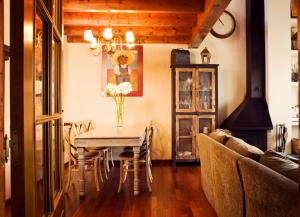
[197,133,298,217]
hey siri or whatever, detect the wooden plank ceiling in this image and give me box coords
[63,0,231,48]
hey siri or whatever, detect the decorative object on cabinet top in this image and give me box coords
[171,49,190,66]
[200,47,211,64]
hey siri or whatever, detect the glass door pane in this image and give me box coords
[35,14,45,117]
[35,124,48,217]
[176,69,195,112]
[196,115,216,134]
[51,39,59,114]
[196,68,215,112]
[176,116,195,159]
[52,120,62,196]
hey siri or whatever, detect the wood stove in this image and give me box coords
[221,0,273,151]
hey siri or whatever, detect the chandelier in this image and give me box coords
[84,27,135,56]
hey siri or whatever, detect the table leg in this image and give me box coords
[78,147,86,197]
[133,146,140,196]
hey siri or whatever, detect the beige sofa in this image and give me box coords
[197,134,298,217]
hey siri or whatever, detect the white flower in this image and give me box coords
[118,82,133,95]
[104,82,132,96]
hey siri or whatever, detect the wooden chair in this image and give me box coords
[65,124,105,192]
[87,120,114,173]
[118,126,154,193]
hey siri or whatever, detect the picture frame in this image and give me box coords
[291,25,298,50]
[291,54,298,82]
[291,0,298,18]
[102,46,143,97]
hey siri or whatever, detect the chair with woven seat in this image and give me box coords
[118,126,154,193]
[65,123,105,192]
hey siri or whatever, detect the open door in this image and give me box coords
[0,0,5,216]
[10,0,64,216]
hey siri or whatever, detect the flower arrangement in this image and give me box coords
[104,82,133,127]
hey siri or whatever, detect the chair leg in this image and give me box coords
[122,160,128,183]
[109,148,114,167]
[94,158,100,191]
[146,159,152,192]
[148,159,153,182]
[66,160,72,192]
[102,152,108,180]
[118,160,124,193]
[105,150,110,173]
[98,155,104,183]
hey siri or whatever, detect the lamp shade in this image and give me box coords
[88,37,97,49]
[103,27,113,40]
[84,30,94,42]
[125,31,135,43]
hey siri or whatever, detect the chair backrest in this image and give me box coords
[146,126,154,151]
[80,121,89,133]
[88,120,96,131]
[63,125,72,154]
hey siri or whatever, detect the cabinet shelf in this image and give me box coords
[178,135,193,138]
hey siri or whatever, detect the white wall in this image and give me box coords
[63,0,247,160]
[265,0,294,152]
[4,0,11,200]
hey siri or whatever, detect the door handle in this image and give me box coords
[1,134,9,167]
[4,44,10,61]
[4,134,9,163]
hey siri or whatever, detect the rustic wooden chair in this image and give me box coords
[118,126,154,193]
[65,123,105,192]
[87,120,114,175]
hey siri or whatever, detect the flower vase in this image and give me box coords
[115,96,124,127]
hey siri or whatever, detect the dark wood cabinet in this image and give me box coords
[171,64,218,165]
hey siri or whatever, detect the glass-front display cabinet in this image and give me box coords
[172,64,218,165]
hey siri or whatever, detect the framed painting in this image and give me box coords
[291,0,298,18]
[291,25,298,50]
[102,46,143,96]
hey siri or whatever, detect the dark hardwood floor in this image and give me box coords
[65,162,217,217]
[6,162,217,217]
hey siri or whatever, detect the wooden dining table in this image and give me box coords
[74,125,145,197]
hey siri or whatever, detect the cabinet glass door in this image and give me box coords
[176,115,195,159]
[195,68,215,112]
[194,115,215,158]
[176,68,195,112]
[195,115,216,134]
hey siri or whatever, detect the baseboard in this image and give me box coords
[5,198,11,206]
[152,160,172,166]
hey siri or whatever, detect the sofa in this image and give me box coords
[197,133,298,217]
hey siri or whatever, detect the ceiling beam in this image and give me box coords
[64,26,192,37]
[189,0,232,48]
[64,12,197,27]
[63,0,205,13]
[66,35,191,44]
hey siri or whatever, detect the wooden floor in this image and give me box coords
[5,162,217,217]
[65,162,217,217]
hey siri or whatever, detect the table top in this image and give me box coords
[76,125,146,139]
[74,125,146,148]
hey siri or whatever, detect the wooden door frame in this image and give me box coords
[10,0,35,216]
[0,0,5,216]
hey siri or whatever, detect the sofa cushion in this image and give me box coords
[260,150,299,182]
[225,137,264,161]
[238,157,298,217]
[209,129,231,144]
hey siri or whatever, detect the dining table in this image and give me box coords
[74,125,145,197]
